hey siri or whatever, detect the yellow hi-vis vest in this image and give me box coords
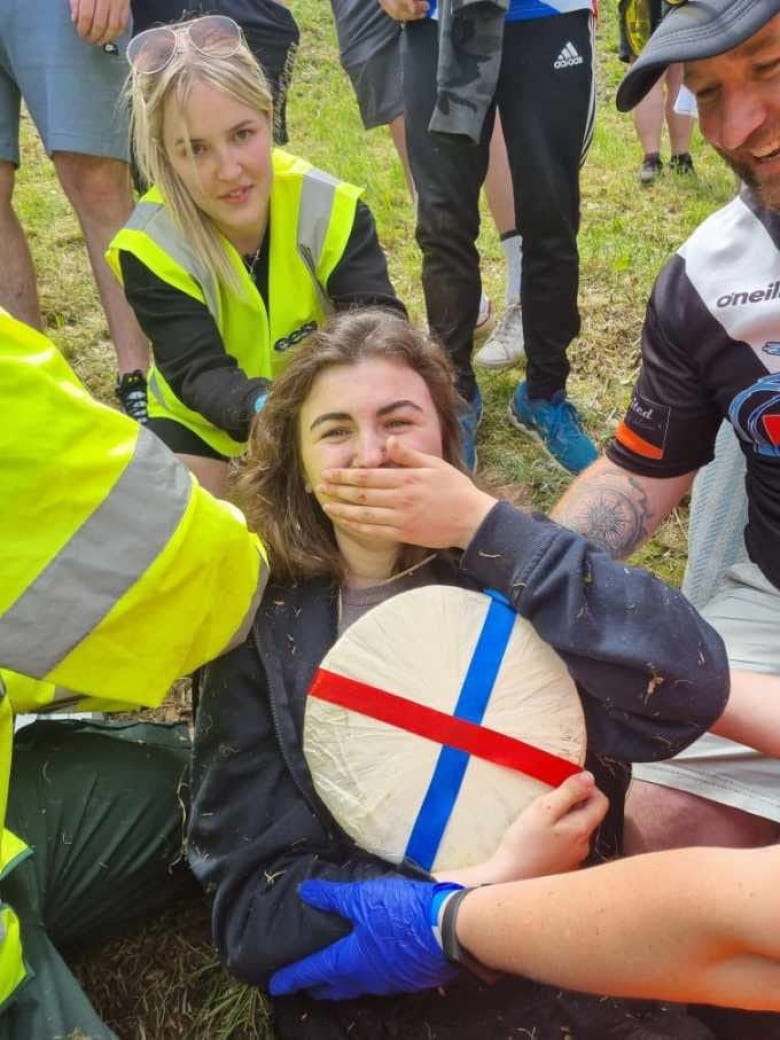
[107,149,363,458]
[0,679,28,1012]
[0,312,268,1009]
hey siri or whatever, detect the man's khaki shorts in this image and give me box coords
[634,560,780,821]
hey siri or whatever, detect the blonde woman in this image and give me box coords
[109,16,403,495]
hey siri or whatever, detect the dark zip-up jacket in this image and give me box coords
[188,502,728,987]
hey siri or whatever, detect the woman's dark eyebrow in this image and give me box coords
[377,400,423,418]
[309,400,422,431]
[310,411,351,431]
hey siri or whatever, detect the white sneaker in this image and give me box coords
[474,292,493,340]
[474,304,525,369]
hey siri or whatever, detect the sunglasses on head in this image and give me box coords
[127,15,242,75]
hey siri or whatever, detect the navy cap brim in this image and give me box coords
[617,0,780,112]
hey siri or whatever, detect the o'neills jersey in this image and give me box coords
[607,190,780,590]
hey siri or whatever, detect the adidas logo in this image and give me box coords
[554,42,583,69]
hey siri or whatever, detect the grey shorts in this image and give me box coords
[330,0,402,129]
[0,0,130,165]
[634,561,780,821]
[344,35,403,130]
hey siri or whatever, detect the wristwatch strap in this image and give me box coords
[440,887,499,984]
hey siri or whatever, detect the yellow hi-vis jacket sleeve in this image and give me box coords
[0,312,267,709]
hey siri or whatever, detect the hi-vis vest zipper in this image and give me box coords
[0,313,267,1009]
[107,149,362,458]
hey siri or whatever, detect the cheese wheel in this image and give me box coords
[304,585,586,873]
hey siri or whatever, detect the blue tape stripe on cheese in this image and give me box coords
[404,591,516,871]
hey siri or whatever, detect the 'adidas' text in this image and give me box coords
[554,42,583,69]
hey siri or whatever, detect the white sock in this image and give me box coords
[501,233,522,307]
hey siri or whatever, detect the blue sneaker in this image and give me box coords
[508,382,597,474]
[457,386,483,472]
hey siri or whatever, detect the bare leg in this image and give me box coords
[387,114,415,199]
[632,77,665,157]
[664,64,695,156]
[483,114,522,316]
[483,113,515,237]
[0,161,42,328]
[52,151,149,375]
[624,780,780,853]
[177,454,229,499]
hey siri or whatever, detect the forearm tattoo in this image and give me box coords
[557,474,652,558]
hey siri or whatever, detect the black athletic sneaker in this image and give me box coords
[670,152,695,175]
[639,152,663,185]
[116,369,149,424]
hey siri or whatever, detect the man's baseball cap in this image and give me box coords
[617,0,780,112]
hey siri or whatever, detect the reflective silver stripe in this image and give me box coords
[126,201,221,317]
[52,686,82,706]
[223,558,268,652]
[131,171,341,318]
[148,369,166,407]
[123,199,162,234]
[298,168,339,315]
[0,428,192,677]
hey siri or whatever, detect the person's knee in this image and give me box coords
[514,179,578,244]
[411,151,484,251]
[415,199,480,260]
[625,780,780,853]
[52,152,133,222]
[0,160,17,210]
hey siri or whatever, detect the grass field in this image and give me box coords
[15,2,736,1036]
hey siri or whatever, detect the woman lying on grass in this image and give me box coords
[187,308,743,1038]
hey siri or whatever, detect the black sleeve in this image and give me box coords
[460,501,730,762]
[327,201,407,315]
[606,256,722,478]
[187,637,418,987]
[120,251,269,442]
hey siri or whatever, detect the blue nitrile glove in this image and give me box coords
[268,878,463,1000]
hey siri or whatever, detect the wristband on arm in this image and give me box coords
[434,884,499,984]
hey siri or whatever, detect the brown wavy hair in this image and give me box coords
[234,308,465,584]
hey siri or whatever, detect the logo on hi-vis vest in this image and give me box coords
[274,321,317,353]
[615,389,671,461]
[729,374,780,458]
